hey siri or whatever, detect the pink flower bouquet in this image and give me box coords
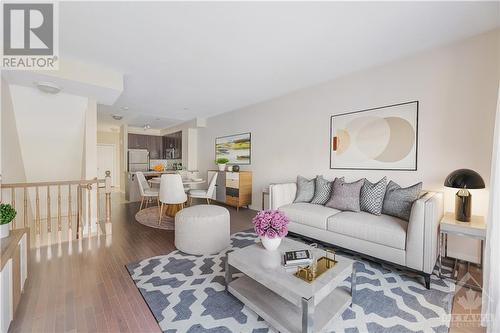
[252,210,289,239]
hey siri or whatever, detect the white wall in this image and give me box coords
[1,79,35,224]
[1,82,97,226]
[1,80,27,185]
[8,84,87,182]
[120,124,128,194]
[187,128,198,171]
[83,99,98,182]
[195,30,500,261]
[162,119,199,171]
[82,99,98,233]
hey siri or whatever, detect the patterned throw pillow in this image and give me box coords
[294,176,315,203]
[382,181,423,221]
[310,176,333,205]
[325,178,365,212]
[360,177,388,215]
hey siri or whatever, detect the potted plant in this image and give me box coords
[252,210,289,251]
[0,203,17,239]
[216,157,229,171]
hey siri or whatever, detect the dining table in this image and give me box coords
[148,177,205,186]
[148,176,206,217]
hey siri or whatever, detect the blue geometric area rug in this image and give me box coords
[126,231,455,333]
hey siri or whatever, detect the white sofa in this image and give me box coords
[269,182,444,288]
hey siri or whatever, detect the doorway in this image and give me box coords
[97,144,117,187]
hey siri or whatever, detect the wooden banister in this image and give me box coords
[1,172,113,246]
[1,178,106,189]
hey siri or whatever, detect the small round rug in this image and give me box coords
[135,207,175,230]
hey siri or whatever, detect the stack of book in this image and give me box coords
[283,249,313,267]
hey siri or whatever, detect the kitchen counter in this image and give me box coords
[128,170,179,176]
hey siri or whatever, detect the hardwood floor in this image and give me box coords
[9,194,254,333]
[9,193,485,333]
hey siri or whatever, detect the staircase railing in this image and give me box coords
[1,171,112,246]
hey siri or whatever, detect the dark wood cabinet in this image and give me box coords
[148,136,162,159]
[128,133,147,149]
[128,134,164,159]
[128,132,182,160]
[163,131,182,159]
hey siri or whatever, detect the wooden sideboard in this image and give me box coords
[208,171,252,211]
[1,228,29,333]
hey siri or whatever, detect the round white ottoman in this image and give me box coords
[175,205,230,255]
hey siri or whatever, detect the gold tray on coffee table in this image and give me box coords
[294,254,337,283]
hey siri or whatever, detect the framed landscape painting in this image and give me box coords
[330,101,418,170]
[215,132,251,165]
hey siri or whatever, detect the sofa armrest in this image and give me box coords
[269,183,297,210]
[406,192,444,274]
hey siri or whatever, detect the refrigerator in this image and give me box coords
[128,149,149,172]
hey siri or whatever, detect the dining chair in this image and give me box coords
[159,174,188,224]
[188,172,218,205]
[136,172,159,212]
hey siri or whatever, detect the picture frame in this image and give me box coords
[330,101,418,170]
[215,132,252,165]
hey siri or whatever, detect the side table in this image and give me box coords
[438,212,486,291]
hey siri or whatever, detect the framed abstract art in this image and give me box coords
[215,132,251,165]
[330,101,418,170]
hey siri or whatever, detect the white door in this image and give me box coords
[97,144,116,187]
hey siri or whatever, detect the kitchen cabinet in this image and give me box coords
[128,132,182,160]
[128,134,163,159]
[148,136,163,159]
[128,133,149,149]
[163,131,182,159]
[128,133,143,149]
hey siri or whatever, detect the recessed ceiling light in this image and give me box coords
[35,81,61,94]
[120,106,129,111]
[111,114,123,120]
[144,124,151,130]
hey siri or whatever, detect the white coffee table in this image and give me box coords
[225,237,356,333]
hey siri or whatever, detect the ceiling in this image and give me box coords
[60,1,500,130]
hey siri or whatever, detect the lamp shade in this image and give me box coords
[444,169,485,189]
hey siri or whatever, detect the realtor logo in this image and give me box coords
[2,2,58,69]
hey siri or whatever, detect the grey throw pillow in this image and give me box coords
[325,178,365,212]
[310,176,333,205]
[382,181,423,221]
[360,177,388,215]
[294,176,315,203]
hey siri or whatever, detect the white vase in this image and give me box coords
[218,164,226,171]
[0,224,10,239]
[261,236,282,251]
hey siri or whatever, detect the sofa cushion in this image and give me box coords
[327,211,408,250]
[360,177,388,216]
[294,176,315,203]
[279,203,341,230]
[325,178,364,212]
[310,176,333,205]
[382,181,422,221]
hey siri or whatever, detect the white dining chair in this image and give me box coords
[188,172,218,205]
[136,172,159,212]
[159,174,188,224]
